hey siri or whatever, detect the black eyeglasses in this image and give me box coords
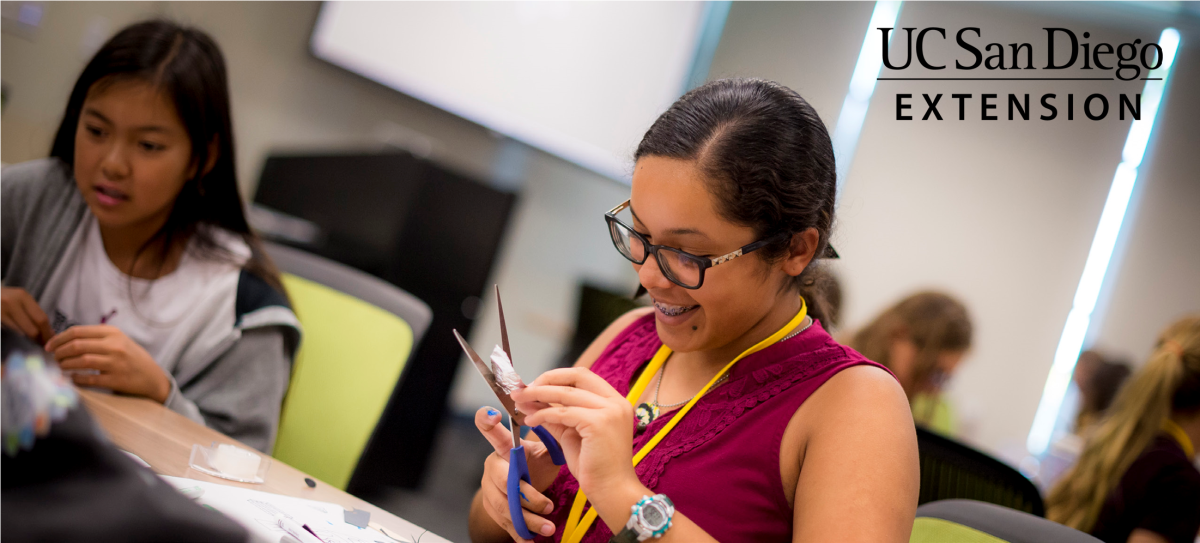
[605,199,788,290]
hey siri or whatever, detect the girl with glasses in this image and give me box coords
[469,79,917,543]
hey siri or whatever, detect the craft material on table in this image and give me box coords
[344,508,371,529]
[161,476,398,543]
[189,442,271,483]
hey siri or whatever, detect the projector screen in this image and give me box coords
[311,2,708,180]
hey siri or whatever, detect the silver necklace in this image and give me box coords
[635,316,813,430]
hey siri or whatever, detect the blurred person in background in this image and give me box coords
[849,291,973,437]
[1040,351,1135,490]
[1073,351,1133,437]
[0,20,298,453]
[1046,316,1200,543]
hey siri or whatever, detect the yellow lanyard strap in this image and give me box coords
[561,298,808,543]
[1162,419,1195,458]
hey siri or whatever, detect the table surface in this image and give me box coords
[78,389,452,543]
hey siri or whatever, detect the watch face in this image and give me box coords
[640,502,667,528]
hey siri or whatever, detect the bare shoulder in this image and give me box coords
[806,365,911,422]
[789,364,919,543]
[572,306,654,370]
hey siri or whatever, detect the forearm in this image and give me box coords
[468,489,513,543]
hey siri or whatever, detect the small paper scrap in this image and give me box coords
[490,345,525,393]
[344,508,370,528]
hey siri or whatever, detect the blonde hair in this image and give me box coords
[1046,315,1200,531]
[850,291,973,399]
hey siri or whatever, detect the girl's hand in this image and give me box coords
[1,287,54,345]
[474,406,559,542]
[45,325,171,403]
[512,368,639,501]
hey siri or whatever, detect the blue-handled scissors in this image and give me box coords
[453,285,566,540]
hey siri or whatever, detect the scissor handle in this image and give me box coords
[507,445,535,540]
[530,425,566,466]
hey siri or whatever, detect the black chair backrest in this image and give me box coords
[917,426,1045,516]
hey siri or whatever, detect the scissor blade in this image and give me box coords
[495,285,512,364]
[453,329,520,420]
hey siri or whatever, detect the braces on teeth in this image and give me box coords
[655,302,696,317]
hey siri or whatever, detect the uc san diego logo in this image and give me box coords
[879,28,1167,121]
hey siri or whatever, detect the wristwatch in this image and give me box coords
[609,494,674,543]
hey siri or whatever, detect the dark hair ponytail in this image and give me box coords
[50,19,285,298]
[633,78,838,323]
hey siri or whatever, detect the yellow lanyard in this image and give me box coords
[1162,419,1195,459]
[561,298,808,543]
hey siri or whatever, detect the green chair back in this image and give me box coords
[272,273,413,489]
[911,517,1009,543]
[912,499,1102,543]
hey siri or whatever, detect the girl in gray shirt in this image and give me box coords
[1,20,300,453]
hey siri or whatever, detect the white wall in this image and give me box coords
[709,1,1200,460]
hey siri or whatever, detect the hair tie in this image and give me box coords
[1164,339,1185,358]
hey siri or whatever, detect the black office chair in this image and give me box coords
[912,499,1100,543]
[917,427,1045,516]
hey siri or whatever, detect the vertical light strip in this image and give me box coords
[1026,28,1181,456]
[832,1,903,199]
[683,1,733,93]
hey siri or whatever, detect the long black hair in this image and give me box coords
[634,78,838,323]
[49,19,284,295]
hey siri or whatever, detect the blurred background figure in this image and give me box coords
[850,291,973,436]
[1046,315,1200,543]
[1039,350,1134,491]
[1073,351,1133,437]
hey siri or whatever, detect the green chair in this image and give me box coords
[266,242,432,490]
[911,499,1101,543]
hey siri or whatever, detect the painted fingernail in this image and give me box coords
[487,408,499,417]
[540,523,554,536]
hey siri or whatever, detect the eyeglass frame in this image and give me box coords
[605,199,790,290]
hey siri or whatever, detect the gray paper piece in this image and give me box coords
[344,508,370,529]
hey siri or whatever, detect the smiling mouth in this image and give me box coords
[653,300,699,317]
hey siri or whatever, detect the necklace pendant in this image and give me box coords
[635,402,659,430]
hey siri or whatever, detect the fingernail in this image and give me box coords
[487,408,499,417]
[540,523,554,536]
[543,503,553,514]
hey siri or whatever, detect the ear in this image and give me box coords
[202,138,219,177]
[185,138,221,180]
[781,227,820,277]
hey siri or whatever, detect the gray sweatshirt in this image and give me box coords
[2,158,301,453]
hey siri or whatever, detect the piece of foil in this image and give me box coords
[490,345,526,394]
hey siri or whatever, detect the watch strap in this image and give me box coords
[609,526,641,543]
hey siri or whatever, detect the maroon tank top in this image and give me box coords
[536,313,891,543]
